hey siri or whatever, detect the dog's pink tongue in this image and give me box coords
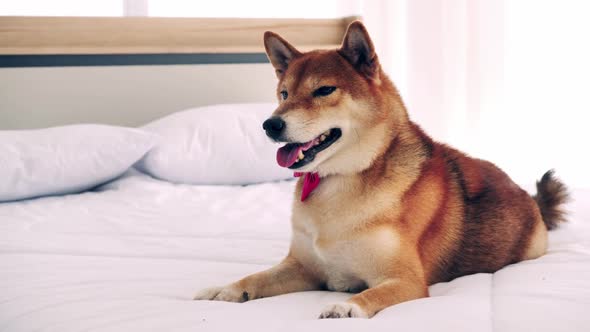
[277,144,302,168]
[276,140,315,168]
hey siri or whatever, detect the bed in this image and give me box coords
[1,168,589,332]
[1,15,589,332]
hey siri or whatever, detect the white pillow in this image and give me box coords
[0,124,155,202]
[135,103,292,185]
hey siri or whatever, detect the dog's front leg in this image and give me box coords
[319,277,428,319]
[193,256,319,302]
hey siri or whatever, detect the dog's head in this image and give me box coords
[263,21,407,176]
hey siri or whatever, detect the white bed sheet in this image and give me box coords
[1,170,589,332]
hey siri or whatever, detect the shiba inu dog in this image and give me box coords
[194,21,569,319]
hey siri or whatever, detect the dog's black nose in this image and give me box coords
[263,117,286,139]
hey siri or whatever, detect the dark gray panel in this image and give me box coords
[0,53,269,67]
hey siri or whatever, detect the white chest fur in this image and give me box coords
[290,213,400,292]
[289,173,403,291]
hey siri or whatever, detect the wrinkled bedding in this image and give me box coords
[1,170,589,332]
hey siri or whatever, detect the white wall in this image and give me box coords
[0,63,278,129]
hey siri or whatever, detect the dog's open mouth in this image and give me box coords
[276,128,342,169]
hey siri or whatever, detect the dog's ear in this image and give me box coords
[339,21,380,79]
[264,31,302,79]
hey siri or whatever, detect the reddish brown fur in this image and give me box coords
[194,21,569,319]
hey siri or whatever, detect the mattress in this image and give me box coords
[1,170,589,332]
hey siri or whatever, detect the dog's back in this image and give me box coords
[390,124,567,284]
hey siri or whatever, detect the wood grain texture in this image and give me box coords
[0,16,359,55]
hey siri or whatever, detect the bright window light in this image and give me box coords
[0,0,360,18]
[501,1,590,187]
[147,0,359,18]
[0,0,123,16]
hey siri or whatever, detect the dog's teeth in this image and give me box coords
[324,129,331,136]
[320,135,326,142]
[298,150,304,160]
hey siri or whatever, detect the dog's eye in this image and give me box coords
[280,90,288,100]
[313,86,337,97]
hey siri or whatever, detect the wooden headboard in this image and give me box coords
[0,16,358,55]
[0,16,358,129]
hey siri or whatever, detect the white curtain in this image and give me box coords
[356,0,590,188]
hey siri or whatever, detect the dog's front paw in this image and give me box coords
[193,285,250,303]
[193,286,224,300]
[318,302,369,319]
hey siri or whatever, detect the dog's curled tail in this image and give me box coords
[533,170,570,230]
